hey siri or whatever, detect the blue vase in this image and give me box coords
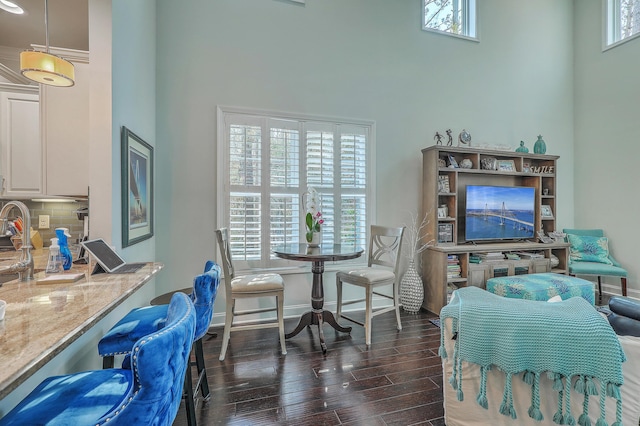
[533,135,546,154]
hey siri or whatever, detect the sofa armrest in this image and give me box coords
[607,296,640,337]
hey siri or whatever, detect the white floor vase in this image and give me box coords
[400,260,423,313]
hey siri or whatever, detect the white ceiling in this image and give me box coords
[0,0,88,52]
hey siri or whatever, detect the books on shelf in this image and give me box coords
[447,254,461,278]
[473,252,505,262]
[513,251,545,259]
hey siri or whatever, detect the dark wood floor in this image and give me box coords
[174,308,445,426]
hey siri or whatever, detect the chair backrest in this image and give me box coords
[562,228,605,238]
[215,228,235,294]
[191,260,222,341]
[117,292,196,424]
[368,225,406,277]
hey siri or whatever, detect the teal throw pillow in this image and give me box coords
[567,234,613,265]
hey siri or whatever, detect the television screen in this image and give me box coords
[465,185,535,242]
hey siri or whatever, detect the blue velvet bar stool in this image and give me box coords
[0,292,196,426]
[97,261,221,425]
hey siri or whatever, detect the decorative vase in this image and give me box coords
[307,231,321,248]
[533,135,546,154]
[400,260,423,313]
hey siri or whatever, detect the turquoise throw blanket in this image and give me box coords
[440,286,625,426]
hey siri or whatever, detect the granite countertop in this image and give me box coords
[0,249,163,399]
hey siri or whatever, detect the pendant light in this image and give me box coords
[19,0,75,87]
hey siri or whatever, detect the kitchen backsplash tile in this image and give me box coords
[1,200,88,247]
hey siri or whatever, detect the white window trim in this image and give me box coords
[603,0,640,51]
[216,105,376,273]
[421,0,479,42]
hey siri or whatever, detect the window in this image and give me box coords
[606,0,640,48]
[218,107,374,269]
[422,0,477,40]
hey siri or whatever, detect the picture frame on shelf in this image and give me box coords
[438,223,454,243]
[438,175,450,193]
[497,159,516,172]
[447,154,458,168]
[121,126,154,247]
[523,162,531,173]
[540,204,554,218]
[437,207,448,218]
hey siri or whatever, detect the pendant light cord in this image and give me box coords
[44,0,50,53]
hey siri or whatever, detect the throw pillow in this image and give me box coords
[567,234,613,265]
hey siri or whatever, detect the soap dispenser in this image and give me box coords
[46,238,62,274]
[55,228,73,271]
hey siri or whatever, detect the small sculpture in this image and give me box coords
[434,131,443,145]
[460,158,473,169]
[515,141,529,153]
[446,129,453,146]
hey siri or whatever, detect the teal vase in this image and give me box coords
[515,141,529,153]
[533,135,546,154]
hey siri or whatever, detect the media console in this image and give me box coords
[420,145,566,314]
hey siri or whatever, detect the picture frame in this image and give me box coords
[497,159,516,172]
[447,154,458,168]
[523,162,531,173]
[438,175,450,193]
[121,126,154,247]
[437,207,448,218]
[438,223,454,243]
[540,204,554,218]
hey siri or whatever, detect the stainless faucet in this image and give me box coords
[0,201,34,281]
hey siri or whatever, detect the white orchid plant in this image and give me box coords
[304,187,324,243]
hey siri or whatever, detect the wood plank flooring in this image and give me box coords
[173,309,445,426]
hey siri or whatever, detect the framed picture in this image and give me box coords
[497,159,516,172]
[448,154,459,168]
[540,204,554,218]
[121,126,154,247]
[438,175,450,193]
[438,223,454,243]
[523,162,531,173]
[437,207,448,218]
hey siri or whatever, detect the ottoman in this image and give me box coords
[486,273,595,305]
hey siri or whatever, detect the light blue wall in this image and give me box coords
[154,0,577,317]
[573,0,640,294]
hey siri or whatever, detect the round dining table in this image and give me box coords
[273,243,364,353]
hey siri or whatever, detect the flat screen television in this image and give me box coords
[465,185,535,242]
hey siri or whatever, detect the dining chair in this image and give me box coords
[0,292,196,426]
[97,261,221,426]
[563,228,627,303]
[335,225,406,346]
[215,227,287,361]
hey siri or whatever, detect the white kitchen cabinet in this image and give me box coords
[0,84,43,198]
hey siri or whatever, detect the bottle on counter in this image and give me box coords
[55,228,73,271]
[45,238,62,274]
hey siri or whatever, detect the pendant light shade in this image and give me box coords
[20,51,75,87]
[19,0,75,87]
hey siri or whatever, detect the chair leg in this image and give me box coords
[102,355,114,369]
[183,363,197,426]
[193,338,210,401]
[598,276,603,305]
[621,277,627,297]
[336,277,343,320]
[393,282,402,332]
[277,293,287,355]
[365,286,373,346]
[219,299,234,361]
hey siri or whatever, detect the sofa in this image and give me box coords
[441,289,640,426]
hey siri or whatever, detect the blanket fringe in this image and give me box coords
[528,372,544,421]
[499,372,517,419]
[476,365,488,409]
[554,389,564,424]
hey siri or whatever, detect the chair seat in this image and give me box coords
[0,369,133,425]
[336,268,395,286]
[569,261,628,277]
[231,273,284,293]
[98,305,168,356]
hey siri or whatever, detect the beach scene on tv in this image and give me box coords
[465,185,535,241]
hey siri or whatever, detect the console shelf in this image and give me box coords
[421,145,564,314]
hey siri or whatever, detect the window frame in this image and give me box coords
[216,105,376,272]
[422,0,479,42]
[604,0,640,50]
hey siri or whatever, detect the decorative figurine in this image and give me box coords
[459,158,473,169]
[515,141,529,153]
[533,135,547,154]
[446,129,453,146]
[434,131,443,145]
[458,129,471,147]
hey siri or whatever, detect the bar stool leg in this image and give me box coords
[102,355,114,369]
[193,338,210,401]
[183,366,197,426]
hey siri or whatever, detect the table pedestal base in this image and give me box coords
[285,309,352,353]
